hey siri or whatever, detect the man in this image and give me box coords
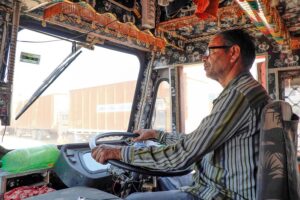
[92,29,270,200]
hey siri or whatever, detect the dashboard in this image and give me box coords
[54,143,112,190]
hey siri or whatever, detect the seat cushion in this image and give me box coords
[24,186,121,200]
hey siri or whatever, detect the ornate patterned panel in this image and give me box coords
[0,0,18,125]
[0,1,13,78]
[20,0,48,12]
[277,0,300,38]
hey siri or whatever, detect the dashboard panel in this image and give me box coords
[54,143,112,190]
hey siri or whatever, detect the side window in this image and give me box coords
[180,64,222,133]
[180,59,263,134]
[151,81,172,132]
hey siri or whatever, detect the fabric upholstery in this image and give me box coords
[257,100,300,200]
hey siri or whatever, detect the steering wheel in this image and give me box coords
[89,132,192,177]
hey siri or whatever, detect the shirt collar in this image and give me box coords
[212,72,252,105]
[223,71,252,91]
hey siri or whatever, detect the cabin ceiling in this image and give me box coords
[17,0,300,53]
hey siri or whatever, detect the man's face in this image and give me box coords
[203,35,232,82]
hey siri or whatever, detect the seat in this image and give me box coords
[257,100,300,200]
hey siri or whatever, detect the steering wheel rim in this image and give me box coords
[89,132,192,177]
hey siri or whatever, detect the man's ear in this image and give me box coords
[230,45,240,64]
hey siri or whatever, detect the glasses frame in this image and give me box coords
[204,45,232,57]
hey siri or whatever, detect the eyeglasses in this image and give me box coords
[204,45,232,57]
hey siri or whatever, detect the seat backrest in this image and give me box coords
[257,100,300,200]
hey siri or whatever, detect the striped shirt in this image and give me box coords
[121,72,270,200]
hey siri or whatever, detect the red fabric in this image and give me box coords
[4,185,55,200]
[193,0,219,20]
[193,0,210,14]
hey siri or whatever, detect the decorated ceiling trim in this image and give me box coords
[42,1,166,52]
[235,0,300,50]
[193,0,219,20]
[20,0,49,12]
[185,24,255,44]
[157,4,249,45]
[0,4,13,13]
[107,0,136,11]
[158,4,243,30]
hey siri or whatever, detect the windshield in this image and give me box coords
[0,30,140,149]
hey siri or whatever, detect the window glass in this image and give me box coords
[181,59,263,134]
[0,29,140,149]
[182,64,222,133]
[151,81,172,132]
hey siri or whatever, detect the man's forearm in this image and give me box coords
[157,130,187,145]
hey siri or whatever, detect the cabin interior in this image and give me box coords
[0,0,299,199]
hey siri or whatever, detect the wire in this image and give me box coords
[17,39,62,43]
[112,180,118,195]
[130,180,139,192]
[1,126,6,142]
[17,19,119,44]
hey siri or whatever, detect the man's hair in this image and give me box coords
[218,29,256,69]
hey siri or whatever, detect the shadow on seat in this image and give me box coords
[257,100,300,200]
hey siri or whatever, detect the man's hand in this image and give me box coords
[132,129,159,142]
[91,145,121,164]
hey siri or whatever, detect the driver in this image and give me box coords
[92,29,270,200]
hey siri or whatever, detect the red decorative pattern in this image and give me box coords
[43,1,166,51]
[193,0,210,16]
[291,38,300,50]
[158,4,243,31]
[4,186,55,200]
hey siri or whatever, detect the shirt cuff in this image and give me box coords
[156,130,166,143]
[120,146,134,164]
